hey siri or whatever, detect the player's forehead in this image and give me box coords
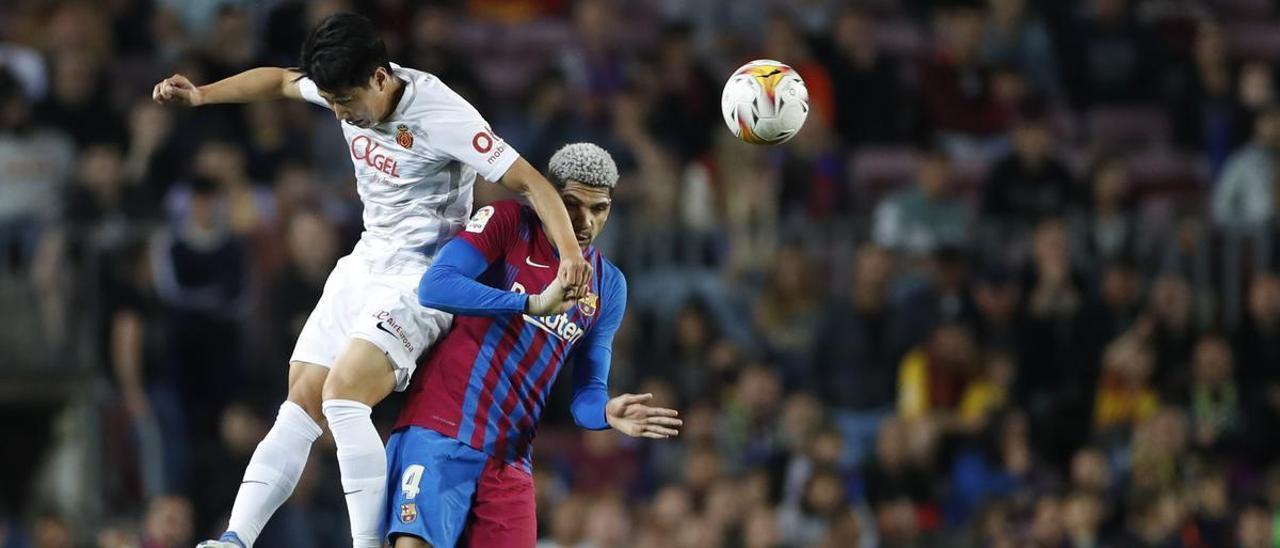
[561,181,611,204]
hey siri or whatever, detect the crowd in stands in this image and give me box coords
[4,0,1280,546]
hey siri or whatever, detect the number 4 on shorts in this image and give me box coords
[401,464,425,500]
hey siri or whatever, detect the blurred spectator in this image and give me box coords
[582,494,631,548]
[568,429,641,495]
[896,246,976,348]
[651,298,725,402]
[946,410,1043,525]
[257,208,338,385]
[1019,218,1091,435]
[897,321,979,425]
[810,244,903,413]
[36,49,121,147]
[981,0,1061,96]
[824,6,913,146]
[1129,409,1190,494]
[186,402,265,536]
[646,24,720,164]
[141,495,193,548]
[0,41,47,100]
[957,351,1014,431]
[873,148,970,257]
[1188,465,1233,546]
[152,176,250,450]
[981,102,1076,235]
[1073,154,1137,269]
[1182,334,1244,453]
[1237,60,1277,123]
[1237,274,1280,459]
[31,512,72,548]
[776,103,850,220]
[1082,260,1143,362]
[753,245,822,374]
[1211,106,1280,230]
[1062,489,1106,547]
[1059,0,1160,108]
[402,2,490,115]
[559,0,629,120]
[1114,490,1186,547]
[1237,500,1274,548]
[719,365,782,470]
[0,67,75,269]
[970,263,1022,352]
[920,3,1012,146]
[776,468,849,547]
[190,139,267,233]
[1092,333,1158,437]
[497,69,590,173]
[1148,273,1198,388]
[1166,20,1242,172]
[537,494,590,548]
[861,416,936,514]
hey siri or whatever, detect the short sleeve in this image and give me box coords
[420,85,520,182]
[295,77,331,109]
[455,201,522,263]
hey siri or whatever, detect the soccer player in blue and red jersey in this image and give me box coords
[382,143,682,547]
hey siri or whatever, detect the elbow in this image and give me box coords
[417,268,448,308]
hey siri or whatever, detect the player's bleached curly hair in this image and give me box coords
[546,143,619,190]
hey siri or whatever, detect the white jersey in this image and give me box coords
[297,63,520,273]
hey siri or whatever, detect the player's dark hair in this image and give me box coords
[298,12,391,93]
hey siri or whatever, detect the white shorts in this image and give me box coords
[290,254,452,391]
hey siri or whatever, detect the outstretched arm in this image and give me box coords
[566,272,680,437]
[418,238,574,317]
[152,67,310,106]
[570,345,682,438]
[498,159,592,298]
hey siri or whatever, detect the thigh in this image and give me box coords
[351,273,452,392]
[385,427,488,548]
[463,460,536,548]
[321,338,397,406]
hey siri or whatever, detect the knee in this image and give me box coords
[287,391,325,424]
[320,365,361,402]
[286,366,327,424]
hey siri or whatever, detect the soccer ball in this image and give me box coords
[721,59,809,145]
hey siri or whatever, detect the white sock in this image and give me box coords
[226,401,322,547]
[323,399,387,548]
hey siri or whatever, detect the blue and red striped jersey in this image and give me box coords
[395,200,626,469]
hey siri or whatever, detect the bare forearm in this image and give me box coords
[502,159,583,257]
[199,67,300,104]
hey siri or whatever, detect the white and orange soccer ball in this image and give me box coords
[720,59,809,145]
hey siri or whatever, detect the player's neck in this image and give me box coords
[377,76,407,123]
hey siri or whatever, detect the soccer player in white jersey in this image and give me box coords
[152,12,592,548]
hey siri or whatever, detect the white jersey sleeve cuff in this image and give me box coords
[479,147,521,183]
[296,77,330,109]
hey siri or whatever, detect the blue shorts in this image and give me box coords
[383,427,536,548]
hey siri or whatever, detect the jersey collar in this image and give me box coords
[386,63,417,122]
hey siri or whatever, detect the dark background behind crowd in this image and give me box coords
[3,0,1280,546]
